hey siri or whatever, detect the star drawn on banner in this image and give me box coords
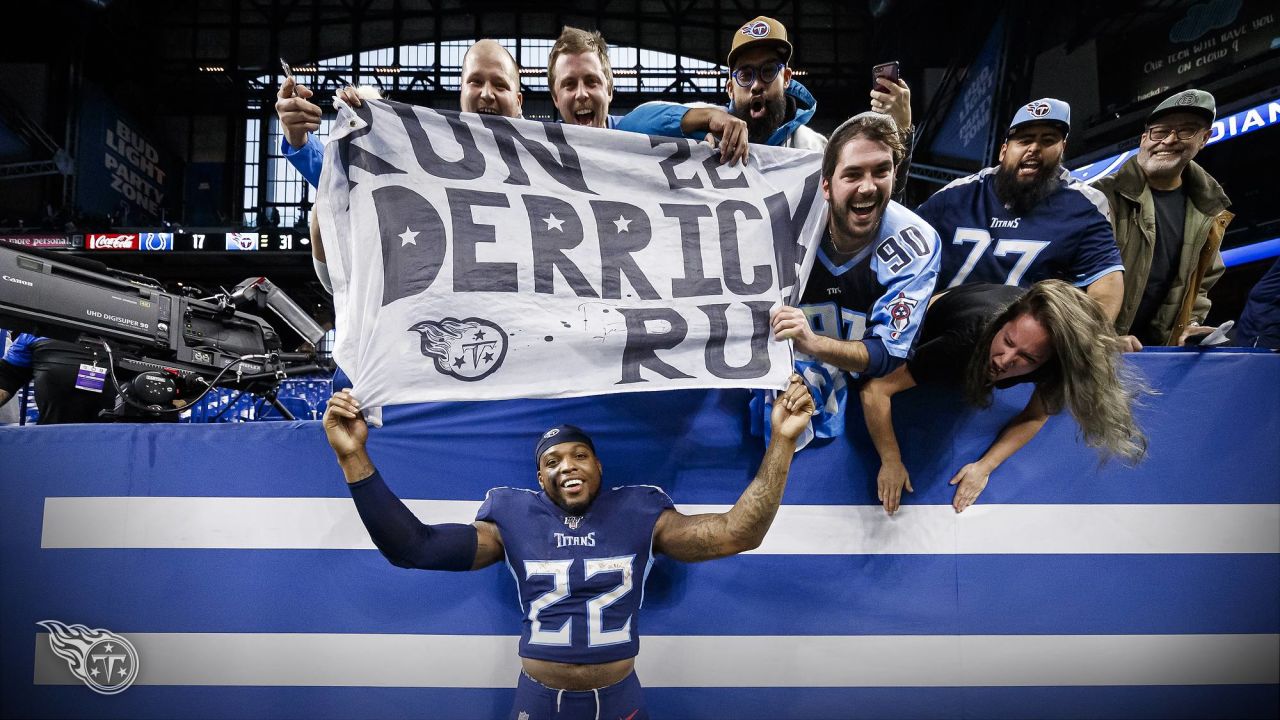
[399,227,419,246]
[613,215,632,232]
[543,214,565,231]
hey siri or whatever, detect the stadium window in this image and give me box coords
[244,39,725,226]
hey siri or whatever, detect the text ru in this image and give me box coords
[354,105,823,384]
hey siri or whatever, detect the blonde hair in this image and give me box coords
[547,26,613,92]
[965,280,1149,464]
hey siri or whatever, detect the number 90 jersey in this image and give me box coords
[476,484,673,665]
[793,200,941,439]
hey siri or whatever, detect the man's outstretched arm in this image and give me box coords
[653,375,814,562]
[324,390,504,570]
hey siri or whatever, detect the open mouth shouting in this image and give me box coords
[1016,157,1042,180]
[748,96,767,119]
[569,106,597,126]
[849,198,879,222]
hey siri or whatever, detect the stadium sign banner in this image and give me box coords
[0,235,71,249]
[318,100,826,414]
[1097,2,1277,113]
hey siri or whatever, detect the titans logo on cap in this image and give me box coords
[1027,101,1051,117]
[409,317,508,381]
[742,20,770,37]
[1176,91,1197,106]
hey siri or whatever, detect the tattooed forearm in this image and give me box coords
[722,438,794,550]
[656,437,797,562]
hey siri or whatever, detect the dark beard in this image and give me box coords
[732,95,787,144]
[993,163,1060,215]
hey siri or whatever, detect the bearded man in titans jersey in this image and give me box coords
[770,112,941,440]
[322,377,813,720]
[914,98,1125,321]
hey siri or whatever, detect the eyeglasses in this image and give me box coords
[731,62,785,88]
[1146,126,1203,142]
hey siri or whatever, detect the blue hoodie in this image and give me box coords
[614,78,820,146]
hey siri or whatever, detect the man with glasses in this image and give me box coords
[620,16,912,159]
[1093,89,1233,349]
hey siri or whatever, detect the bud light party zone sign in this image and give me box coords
[318,100,827,410]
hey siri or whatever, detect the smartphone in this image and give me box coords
[872,61,900,91]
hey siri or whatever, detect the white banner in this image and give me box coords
[319,99,826,418]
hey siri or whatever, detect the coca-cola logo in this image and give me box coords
[87,234,139,250]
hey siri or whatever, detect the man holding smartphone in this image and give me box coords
[620,17,914,192]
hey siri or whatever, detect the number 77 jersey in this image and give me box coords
[476,484,673,665]
[914,165,1123,290]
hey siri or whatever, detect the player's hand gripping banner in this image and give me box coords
[318,99,826,416]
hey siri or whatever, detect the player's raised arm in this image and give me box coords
[653,374,813,562]
[323,390,504,571]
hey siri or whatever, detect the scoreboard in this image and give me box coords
[0,232,313,253]
[80,231,312,252]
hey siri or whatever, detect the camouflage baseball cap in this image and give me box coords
[1148,89,1216,126]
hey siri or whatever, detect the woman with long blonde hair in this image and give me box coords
[860,280,1148,514]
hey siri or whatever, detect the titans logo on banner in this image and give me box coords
[317,99,826,411]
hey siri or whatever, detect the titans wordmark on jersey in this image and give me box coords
[476,484,673,665]
[915,166,1123,290]
[793,200,941,440]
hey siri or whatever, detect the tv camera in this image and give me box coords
[0,242,330,420]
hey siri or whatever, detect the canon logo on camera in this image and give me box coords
[3,274,34,287]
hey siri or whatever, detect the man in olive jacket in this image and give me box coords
[1093,89,1233,350]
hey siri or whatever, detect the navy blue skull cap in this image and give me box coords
[535,424,596,463]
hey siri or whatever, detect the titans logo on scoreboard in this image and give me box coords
[409,317,508,381]
[885,291,918,339]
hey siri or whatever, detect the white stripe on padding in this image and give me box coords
[34,633,1278,687]
[41,497,1280,554]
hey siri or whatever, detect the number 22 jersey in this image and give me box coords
[476,484,673,665]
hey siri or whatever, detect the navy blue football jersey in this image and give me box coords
[476,484,673,664]
[915,166,1123,290]
[791,200,941,439]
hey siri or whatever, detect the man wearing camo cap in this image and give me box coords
[1093,88,1233,349]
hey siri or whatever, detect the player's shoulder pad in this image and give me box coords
[610,483,675,508]
[481,486,539,505]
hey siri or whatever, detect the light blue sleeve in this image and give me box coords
[865,216,942,368]
[614,102,703,140]
[281,134,324,188]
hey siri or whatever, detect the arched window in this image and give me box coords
[243,39,726,227]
